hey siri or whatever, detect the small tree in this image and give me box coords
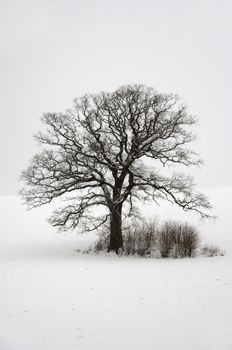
[20,84,211,253]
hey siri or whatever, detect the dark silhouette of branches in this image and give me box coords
[20,84,212,252]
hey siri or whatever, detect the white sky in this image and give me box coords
[0,0,231,195]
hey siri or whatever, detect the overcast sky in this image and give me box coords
[0,0,231,195]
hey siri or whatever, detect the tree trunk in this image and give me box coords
[108,204,123,253]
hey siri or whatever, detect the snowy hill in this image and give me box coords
[1,188,232,350]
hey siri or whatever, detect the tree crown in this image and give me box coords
[20,84,212,231]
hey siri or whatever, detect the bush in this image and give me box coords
[201,244,224,257]
[123,220,158,256]
[93,219,158,256]
[94,232,109,252]
[158,222,199,258]
[92,219,200,258]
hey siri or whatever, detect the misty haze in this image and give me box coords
[1,1,232,350]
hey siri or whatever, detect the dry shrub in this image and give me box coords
[201,244,224,257]
[158,222,199,258]
[93,219,158,256]
[93,231,110,252]
[123,220,158,256]
[93,219,200,258]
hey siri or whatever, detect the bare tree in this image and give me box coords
[20,85,211,253]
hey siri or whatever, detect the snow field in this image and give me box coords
[1,188,232,350]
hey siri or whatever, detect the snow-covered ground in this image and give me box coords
[1,188,232,350]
